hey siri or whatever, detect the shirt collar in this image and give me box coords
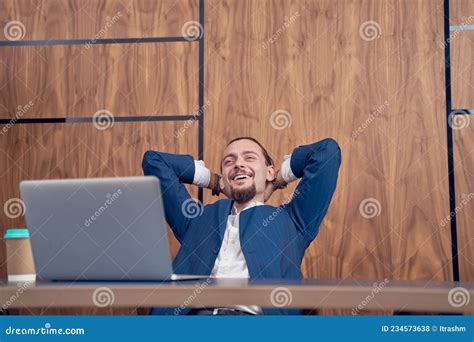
[230,201,263,215]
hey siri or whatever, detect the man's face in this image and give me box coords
[220,139,274,203]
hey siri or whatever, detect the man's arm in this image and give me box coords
[142,151,212,242]
[281,138,342,245]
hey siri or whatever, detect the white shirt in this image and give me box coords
[191,156,297,314]
[210,201,263,314]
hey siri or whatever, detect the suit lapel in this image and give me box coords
[218,199,233,241]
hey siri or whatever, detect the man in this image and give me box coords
[142,137,341,315]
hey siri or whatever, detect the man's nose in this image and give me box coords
[234,158,246,168]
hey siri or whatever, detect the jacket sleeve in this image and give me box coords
[142,150,196,242]
[284,138,342,246]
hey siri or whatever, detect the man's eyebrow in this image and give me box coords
[222,152,236,161]
[241,150,259,156]
[222,150,259,161]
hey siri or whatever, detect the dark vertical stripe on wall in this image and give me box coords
[443,0,460,282]
[197,0,205,202]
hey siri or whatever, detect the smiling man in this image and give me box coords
[218,137,279,211]
[142,137,341,315]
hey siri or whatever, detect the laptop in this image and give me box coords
[20,176,206,281]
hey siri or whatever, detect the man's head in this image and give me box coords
[219,137,275,204]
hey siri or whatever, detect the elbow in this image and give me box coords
[291,138,341,178]
[306,138,341,167]
[319,138,341,166]
[142,150,163,173]
[320,138,340,152]
[143,150,158,161]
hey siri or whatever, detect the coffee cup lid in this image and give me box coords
[3,228,30,239]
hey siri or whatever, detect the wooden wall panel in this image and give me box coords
[0,0,198,40]
[0,42,198,118]
[450,0,474,25]
[453,119,474,282]
[204,0,452,307]
[451,30,474,109]
[0,0,200,315]
[0,121,197,313]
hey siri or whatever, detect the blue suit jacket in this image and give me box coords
[142,138,341,315]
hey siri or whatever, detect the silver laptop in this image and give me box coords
[20,176,205,281]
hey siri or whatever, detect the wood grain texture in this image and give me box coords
[0,0,198,40]
[453,118,474,282]
[0,121,198,314]
[451,30,474,110]
[450,0,474,25]
[203,0,452,311]
[0,42,198,118]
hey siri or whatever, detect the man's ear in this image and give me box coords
[219,175,225,190]
[266,165,276,182]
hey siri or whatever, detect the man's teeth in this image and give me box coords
[233,175,250,181]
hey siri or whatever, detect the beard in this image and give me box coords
[230,182,257,203]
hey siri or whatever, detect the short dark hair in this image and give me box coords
[225,136,274,166]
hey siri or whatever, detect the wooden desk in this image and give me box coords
[1,278,473,313]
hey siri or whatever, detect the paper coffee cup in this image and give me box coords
[3,229,36,282]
